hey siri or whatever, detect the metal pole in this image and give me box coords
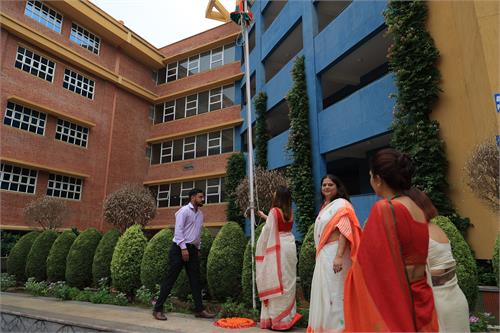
[241,0,257,310]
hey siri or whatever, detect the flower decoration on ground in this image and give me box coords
[214,317,256,329]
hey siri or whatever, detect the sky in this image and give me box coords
[90,0,236,48]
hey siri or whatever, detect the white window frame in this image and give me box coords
[180,181,195,204]
[166,62,178,82]
[210,47,224,69]
[208,131,222,155]
[185,94,198,117]
[24,0,63,33]
[70,22,101,55]
[187,55,200,75]
[4,102,46,136]
[160,141,173,164]
[63,68,95,99]
[183,137,196,160]
[163,100,176,122]
[206,178,222,203]
[0,163,38,194]
[157,184,170,207]
[55,119,89,148]
[209,86,223,111]
[47,173,83,200]
[15,46,56,82]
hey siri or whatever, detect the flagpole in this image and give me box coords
[241,0,257,310]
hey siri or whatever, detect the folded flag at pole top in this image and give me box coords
[230,0,254,26]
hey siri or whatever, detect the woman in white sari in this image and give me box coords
[307,175,362,333]
[255,186,302,330]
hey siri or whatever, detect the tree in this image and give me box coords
[103,184,156,233]
[235,167,288,218]
[225,153,246,228]
[254,92,269,169]
[465,141,499,212]
[24,196,68,230]
[384,1,469,233]
[286,56,316,235]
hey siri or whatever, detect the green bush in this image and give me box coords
[298,224,316,301]
[432,216,478,309]
[7,231,39,282]
[217,299,259,320]
[493,234,499,287]
[207,222,246,301]
[46,281,80,300]
[1,231,21,257]
[111,224,147,294]
[65,228,102,289]
[25,230,58,281]
[241,223,264,305]
[47,231,77,282]
[1,273,16,291]
[172,227,214,299]
[92,229,120,285]
[140,228,173,291]
[25,277,49,296]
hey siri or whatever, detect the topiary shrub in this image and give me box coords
[432,216,478,309]
[298,223,316,301]
[47,231,77,282]
[7,231,39,282]
[241,223,265,306]
[140,228,173,292]
[25,230,58,281]
[92,229,121,285]
[65,228,102,289]
[111,224,147,295]
[171,227,215,299]
[207,222,246,301]
[493,234,499,287]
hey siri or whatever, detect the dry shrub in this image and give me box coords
[24,196,68,230]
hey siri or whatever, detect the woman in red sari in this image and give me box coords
[344,148,439,332]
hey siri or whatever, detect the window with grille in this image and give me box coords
[149,177,225,207]
[63,68,95,99]
[24,0,62,33]
[0,163,37,194]
[185,94,198,117]
[70,22,101,54]
[209,87,223,111]
[166,62,178,82]
[15,46,55,82]
[47,173,83,200]
[55,119,89,148]
[210,47,224,69]
[4,101,46,135]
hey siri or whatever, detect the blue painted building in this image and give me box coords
[238,0,396,231]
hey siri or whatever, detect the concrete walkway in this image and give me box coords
[0,292,306,332]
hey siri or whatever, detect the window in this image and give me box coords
[4,101,46,135]
[209,87,223,111]
[24,0,62,33]
[0,163,37,194]
[208,131,222,155]
[47,173,82,200]
[163,100,175,122]
[15,46,55,82]
[55,119,89,148]
[166,62,178,82]
[160,141,173,163]
[185,94,198,117]
[210,47,223,69]
[70,22,101,54]
[63,68,95,99]
[183,137,196,160]
[149,177,226,207]
[262,0,287,31]
[188,55,200,76]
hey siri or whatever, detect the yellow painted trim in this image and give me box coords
[156,71,243,102]
[162,32,240,64]
[143,172,226,186]
[1,13,158,102]
[0,225,72,231]
[8,96,96,127]
[0,157,90,178]
[147,118,243,143]
[145,221,226,230]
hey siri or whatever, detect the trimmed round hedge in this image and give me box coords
[298,223,316,301]
[92,229,120,285]
[207,222,246,301]
[25,230,59,281]
[140,228,173,291]
[432,216,478,309]
[111,224,147,294]
[7,231,40,282]
[241,223,265,305]
[47,231,77,282]
[172,227,214,299]
[493,234,499,287]
[65,228,102,289]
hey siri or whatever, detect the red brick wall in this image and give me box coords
[149,203,227,228]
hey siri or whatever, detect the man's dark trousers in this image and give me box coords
[154,242,203,313]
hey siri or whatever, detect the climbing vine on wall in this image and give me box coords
[254,92,269,169]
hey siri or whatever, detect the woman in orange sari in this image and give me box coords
[344,148,439,332]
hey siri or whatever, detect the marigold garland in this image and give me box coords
[214,317,256,329]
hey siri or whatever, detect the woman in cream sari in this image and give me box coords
[255,186,302,330]
[307,175,362,333]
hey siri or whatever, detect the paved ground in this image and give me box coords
[0,292,306,332]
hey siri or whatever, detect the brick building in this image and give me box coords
[1,0,242,231]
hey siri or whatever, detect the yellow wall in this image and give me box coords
[427,1,499,259]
